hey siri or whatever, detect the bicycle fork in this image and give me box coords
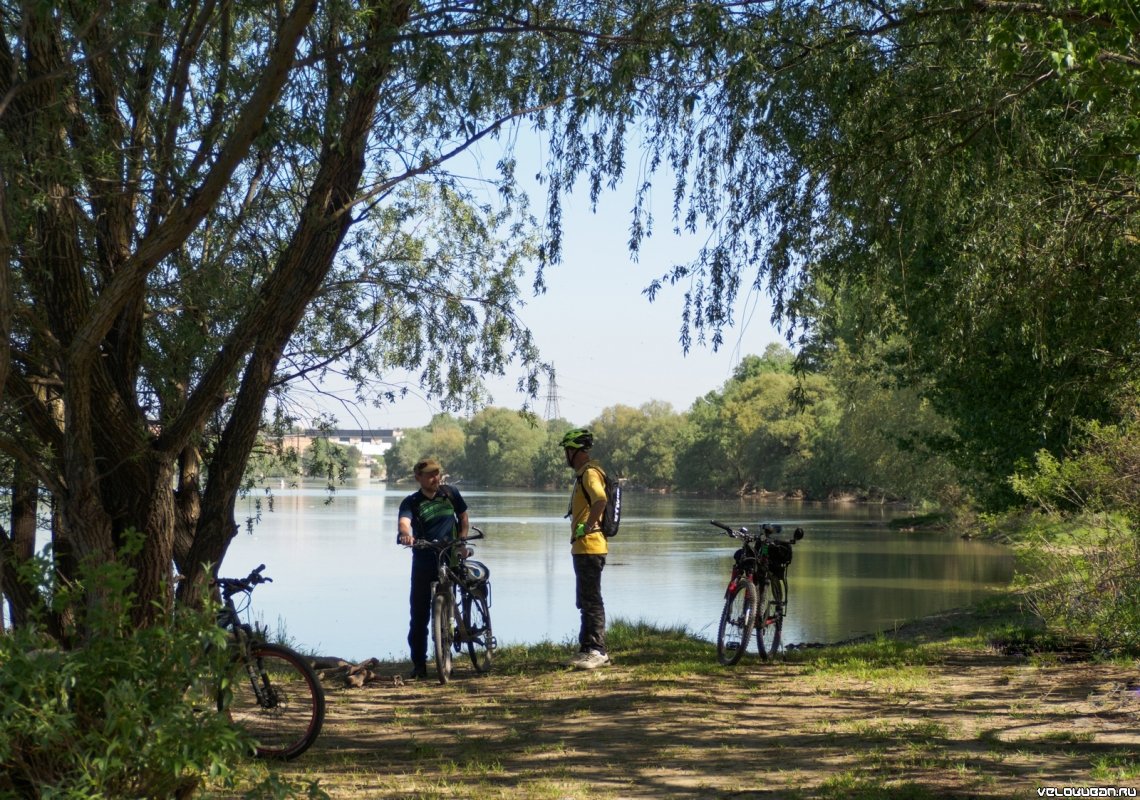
[450,587,467,653]
[234,629,278,710]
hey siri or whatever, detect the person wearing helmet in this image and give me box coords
[397,457,469,679]
[560,427,611,669]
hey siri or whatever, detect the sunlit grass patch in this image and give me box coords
[492,617,720,677]
[605,617,720,672]
[838,718,950,743]
[1092,754,1140,781]
[513,778,592,799]
[793,643,936,692]
[492,638,572,673]
[787,636,939,670]
[816,771,942,800]
[1034,730,1095,744]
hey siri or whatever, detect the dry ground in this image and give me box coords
[268,614,1140,799]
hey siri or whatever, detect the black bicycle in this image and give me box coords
[412,527,495,684]
[711,520,804,665]
[214,565,326,760]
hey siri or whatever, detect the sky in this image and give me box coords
[301,134,786,431]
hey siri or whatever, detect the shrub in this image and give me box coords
[1011,405,1140,650]
[0,547,325,798]
[1013,517,1140,650]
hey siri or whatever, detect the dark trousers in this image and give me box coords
[408,557,436,667]
[573,553,607,654]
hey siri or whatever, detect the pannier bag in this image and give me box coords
[767,540,794,579]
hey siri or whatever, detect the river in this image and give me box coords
[219,484,1014,662]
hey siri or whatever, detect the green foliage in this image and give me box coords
[3,0,702,627]
[732,344,796,380]
[301,439,361,482]
[808,341,966,504]
[0,546,324,798]
[530,418,574,489]
[384,414,468,484]
[1010,403,1140,649]
[1012,405,1140,518]
[461,407,547,487]
[382,341,965,502]
[674,352,842,495]
[1012,518,1140,651]
[589,401,689,489]
[616,0,1140,506]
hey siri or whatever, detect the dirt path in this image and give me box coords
[275,633,1140,799]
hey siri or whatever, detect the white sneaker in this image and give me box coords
[563,651,590,667]
[573,650,611,670]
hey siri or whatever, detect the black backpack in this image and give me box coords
[575,467,622,538]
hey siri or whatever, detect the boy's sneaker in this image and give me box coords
[573,650,611,670]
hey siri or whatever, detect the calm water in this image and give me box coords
[220,484,1014,662]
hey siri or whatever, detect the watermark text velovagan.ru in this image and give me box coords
[1037,788,1137,798]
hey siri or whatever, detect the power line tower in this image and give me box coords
[543,374,562,421]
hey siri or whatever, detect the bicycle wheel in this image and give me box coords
[463,592,494,673]
[222,642,326,760]
[716,578,757,666]
[755,578,785,660]
[433,590,454,684]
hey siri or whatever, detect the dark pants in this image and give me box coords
[573,553,607,654]
[408,557,436,667]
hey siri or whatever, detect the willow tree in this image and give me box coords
[622,0,1140,504]
[0,0,711,633]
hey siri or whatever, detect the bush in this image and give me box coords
[1012,518,1140,651]
[1010,404,1140,650]
[0,550,326,799]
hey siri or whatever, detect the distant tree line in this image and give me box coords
[384,344,961,504]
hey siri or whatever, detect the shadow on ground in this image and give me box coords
[276,617,1140,799]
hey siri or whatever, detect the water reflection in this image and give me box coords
[222,485,1013,662]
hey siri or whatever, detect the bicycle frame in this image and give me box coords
[216,568,274,707]
[717,524,775,594]
[418,530,489,644]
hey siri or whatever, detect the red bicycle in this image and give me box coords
[711,520,804,665]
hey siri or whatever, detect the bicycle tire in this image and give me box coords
[755,579,783,660]
[433,591,454,684]
[222,642,326,761]
[463,592,493,673]
[716,578,757,666]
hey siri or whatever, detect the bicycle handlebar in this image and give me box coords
[409,527,486,550]
[710,520,805,544]
[214,563,273,596]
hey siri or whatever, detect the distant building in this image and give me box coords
[281,428,403,462]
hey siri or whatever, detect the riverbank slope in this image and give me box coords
[265,601,1140,799]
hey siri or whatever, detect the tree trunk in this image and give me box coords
[4,464,39,628]
[178,0,411,606]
